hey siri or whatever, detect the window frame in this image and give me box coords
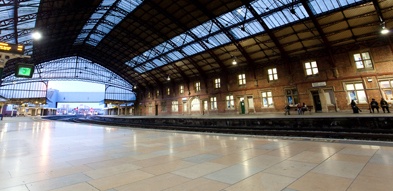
[179,85,184,94]
[171,101,179,112]
[379,80,393,102]
[225,95,235,109]
[352,51,374,71]
[210,96,217,110]
[261,91,274,108]
[195,82,201,92]
[238,73,246,85]
[285,88,298,106]
[345,82,367,104]
[267,68,278,81]
[304,61,319,76]
[214,78,221,89]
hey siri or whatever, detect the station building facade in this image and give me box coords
[135,38,393,116]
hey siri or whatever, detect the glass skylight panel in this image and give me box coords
[170,33,195,47]
[183,43,204,56]
[152,58,166,67]
[132,55,148,64]
[211,32,231,45]
[251,0,291,14]
[155,42,174,54]
[76,0,142,46]
[134,67,145,73]
[263,11,288,29]
[230,27,248,39]
[309,0,363,15]
[217,12,237,28]
[244,20,264,35]
[167,51,184,61]
[191,21,220,37]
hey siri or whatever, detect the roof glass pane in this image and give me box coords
[309,0,363,15]
[263,11,287,29]
[155,42,174,54]
[244,20,264,35]
[182,44,199,56]
[75,0,142,46]
[230,27,248,39]
[151,59,166,67]
[166,51,184,61]
[132,55,147,63]
[191,21,220,37]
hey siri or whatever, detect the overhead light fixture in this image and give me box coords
[167,75,171,81]
[232,59,237,65]
[381,26,389,34]
[31,31,42,40]
[381,22,389,34]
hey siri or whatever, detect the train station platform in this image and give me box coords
[0,115,392,190]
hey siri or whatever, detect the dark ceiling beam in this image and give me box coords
[193,1,253,66]
[12,0,19,44]
[372,0,385,22]
[81,0,121,46]
[300,0,339,76]
[145,2,217,92]
[244,2,287,61]
[102,22,183,89]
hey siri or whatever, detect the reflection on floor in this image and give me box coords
[0,117,392,191]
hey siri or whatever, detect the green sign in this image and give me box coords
[18,67,32,76]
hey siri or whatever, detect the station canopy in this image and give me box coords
[0,0,392,91]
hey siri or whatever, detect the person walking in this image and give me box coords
[380,98,390,113]
[370,98,379,113]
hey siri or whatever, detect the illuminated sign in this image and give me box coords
[0,42,24,54]
[15,63,34,78]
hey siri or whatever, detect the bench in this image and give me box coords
[287,105,313,115]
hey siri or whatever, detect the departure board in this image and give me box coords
[0,42,24,54]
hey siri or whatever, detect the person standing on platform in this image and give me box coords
[351,100,361,113]
[284,104,291,115]
[297,103,303,115]
[370,98,379,113]
[380,98,390,113]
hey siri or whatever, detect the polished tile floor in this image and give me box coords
[1,116,393,191]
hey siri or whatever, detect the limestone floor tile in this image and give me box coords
[263,160,317,178]
[83,163,141,179]
[183,153,222,163]
[287,172,353,191]
[312,160,365,179]
[288,151,332,164]
[162,177,229,191]
[224,172,296,191]
[347,174,393,191]
[358,163,393,178]
[204,163,265,184]
[369,152,393,165]
[84,156,138,169]
[50,182,99,191]
[0,184,30,191]
[172,162,227,179]
[140,160,195,175]
[337,146,378,156]
[25,173,92,191]
[87,170,154,190]
[0,165,92,190]
[241,154,286,169]
[115,173,191,191]
[131,155,181,167]
[328,153,371,163]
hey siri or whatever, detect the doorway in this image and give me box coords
[155,105,158,115]
[311,91,322,112]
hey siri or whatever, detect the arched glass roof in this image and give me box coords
[125,0,364,73]
[1,56,133,91]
